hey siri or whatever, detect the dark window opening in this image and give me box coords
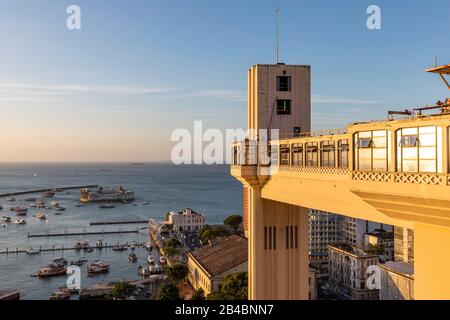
[277,76,292,92]
[293,127,301,137]
[277,99,291,115]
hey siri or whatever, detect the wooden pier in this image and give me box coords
[0,184,98,198]
[27,228,139,238]
[89,220,149,226]
[0,241,146,255]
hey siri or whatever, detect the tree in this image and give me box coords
[166,237,181,248]
[191,288,205,300]
[157,282,180,300]
[207,272,248,300]
[163,246,179,257]
[199,226,229,244]
[165,263,189,288]
[224,215,243,233]
[108,281,136,300]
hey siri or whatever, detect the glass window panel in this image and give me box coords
[372,130,386,137]
[419,126,436,134]
[372,137,387,148]
[372,160,387,171]
[358,131,371,138]
[419,147,436,159]
[402,160,418,172]
[358,159,372,171]
[402,148,418,159]
[418,134,436,147]
[402,127,418,135]
[419,160,436,173]
[357,138,372,148]
[373,148,387,159]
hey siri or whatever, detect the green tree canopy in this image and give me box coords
[108,281,136,300]
[199,226,229,244]
[207,272,248,300]
[191,288,205,300]
[166,237,181,248]
[163,246,180,257]
[165,263,189,286]
[224,215,243,232]
[157,282,180,300]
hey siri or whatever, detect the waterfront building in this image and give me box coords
[328,243,379,300]
[364,229,394,262]
[230,62,450,299]
[167,208,205,232]
[187,234,248,296]
[394,226,414,263]
[308,209,345,274]
[379,261,414,300]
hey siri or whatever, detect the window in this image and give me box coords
[354,130,389,171]
[320,141,335,167]
[277,99,291,115]
[293,127,301,138]
[397,126,441,173]
[338,140,349,168]
[280,144,290,166]
[291,143,303,166]
[270,144,279,166]
[277,76,292,92]
[305,142,318,166]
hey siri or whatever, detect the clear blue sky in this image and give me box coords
[0,0,449,161]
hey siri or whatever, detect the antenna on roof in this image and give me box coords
[275,2,280,64]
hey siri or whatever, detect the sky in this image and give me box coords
[0,0,449,162]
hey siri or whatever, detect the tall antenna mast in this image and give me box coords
[275,3,279,64]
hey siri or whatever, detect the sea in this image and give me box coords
[0,163,242,299]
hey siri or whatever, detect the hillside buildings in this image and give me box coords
[187,234,248,296]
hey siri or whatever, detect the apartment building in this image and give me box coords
[394,226,414,263]
[328,243,379,300]
[379,261,414,300]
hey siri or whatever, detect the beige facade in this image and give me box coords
[231,63,450,300]
[379,261,414,300]
[187,235,248,296]
[328,243,379,300]
[168,208,205,232]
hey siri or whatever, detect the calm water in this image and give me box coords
[0,163,242,299]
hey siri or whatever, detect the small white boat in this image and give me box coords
[1,223,6,228]
[159,256,167,264]
[14,219,26,225]
[6,196,15,202]
[50,201,59,207]
[147,255,154,264]
[26,248,40,255]
[1,216,11,223]
[36,212,47,220]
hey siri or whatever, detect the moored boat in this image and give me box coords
[1,216,11,223]
[98,204,115,209]
[41,191,55,198]
[11,207,28,215]
[159,256,167,264]
[6,196,15,202]
[14,219,26,225]
[147,255,154,264]
[26,248,40,255]
[87,261,110,274]
[128,253,138,262]
[36,212,47,220]
[112,244,127,251]
[37,260,67,278]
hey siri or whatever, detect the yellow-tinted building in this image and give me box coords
[231,63,450,300]
[187,234,248,296]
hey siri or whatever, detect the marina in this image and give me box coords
[27,228,140,238]
[0,163,238,299]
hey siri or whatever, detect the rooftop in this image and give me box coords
[188,234,248,276]
[329,243,378,258]
[379,261,414,278]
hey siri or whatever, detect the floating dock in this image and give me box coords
[0,185,98,198]
[89,220,149,226]
[27,228,139,238]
